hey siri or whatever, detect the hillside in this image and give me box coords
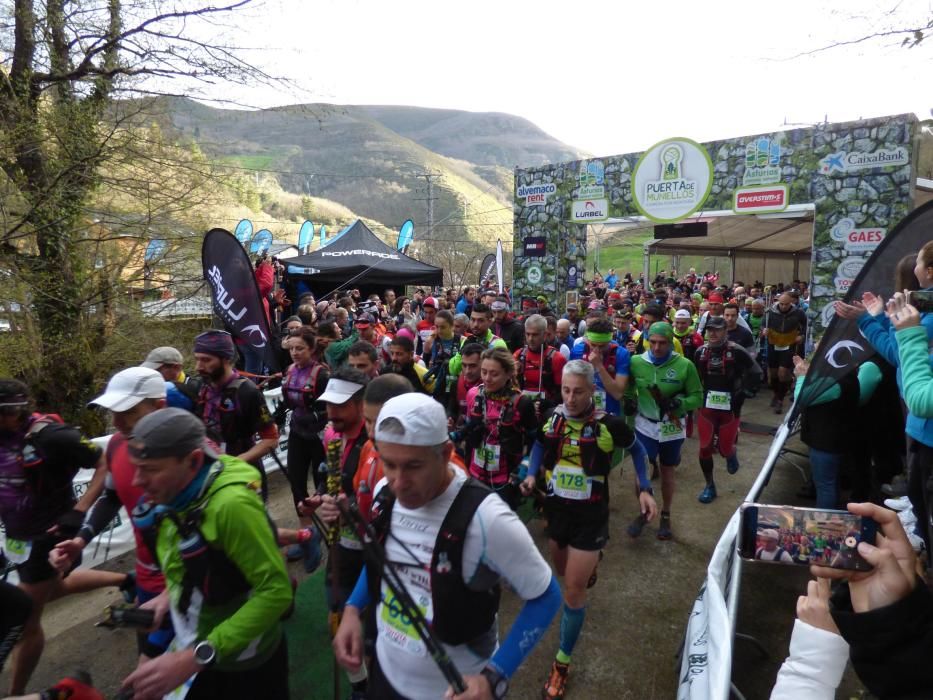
[138,97,585,250]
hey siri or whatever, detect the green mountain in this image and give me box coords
[146,97,585,248]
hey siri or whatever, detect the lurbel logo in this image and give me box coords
[570,198,608,222]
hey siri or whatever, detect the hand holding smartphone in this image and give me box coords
[739,503,877,571]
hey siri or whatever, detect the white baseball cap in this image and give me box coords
[318,378,365,405]
[375,393,448,446]
[91,367,166,412]
[674,309,692,320]
[759,528,780,541]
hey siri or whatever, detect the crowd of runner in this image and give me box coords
[0,249,930,699]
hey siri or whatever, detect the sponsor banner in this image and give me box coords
[202,228,280,372]
[576,160,605,199]
[732,184,788,214]
[830,218,885,253]
[792,199,933,421]
[632,138,713,223]
[397,219,414,250]
[517,182,557,206]
[568,264,578,289]
[479,253,497,285]
[570,198,609,222]
[526,265,543,285]
[834,256,867,293]
[819,146,909,174]
[523,236,547,257]
[743,137,783,186]
[321,249,400,259]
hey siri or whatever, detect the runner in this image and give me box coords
[333,393,561,700]
[568,317,630,417]
[0,379,126,695]
[50,367,176,663]
[515,314,567,409]
[692,317,760,504]
[279,325,328,570]
[762,293,807,414]
[422,309,461,405]
[446,342,484,433]
[380,335,432,394]
[625,323,703,540]
[520,361,657,699]
[458,347,538,509]
[120,409,293,700]
[192,330,278,499]
[446,303,508,380]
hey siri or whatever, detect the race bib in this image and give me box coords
[705,390,731,411]
[419,329,433,342]
[659,419,685,443]
[3,537,31,565]
[774,345,790,351]
[378,581,432,656]
[593,388,607,411]
[551,464,592,501]
[339,523,364,551]
[472,443,501,472]
[522,389,543,400]
[162,638,197,699]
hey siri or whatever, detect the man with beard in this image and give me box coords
[492,296,525,352]
[446,303,507,381]
[447,342,484,433]
[380,335,432,394]
[192,330,278,499]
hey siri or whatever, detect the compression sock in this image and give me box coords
[557,603,586,662]
[699,457,715,485]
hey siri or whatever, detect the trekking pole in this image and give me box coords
[337,498,468,694]
[324,439,343,700]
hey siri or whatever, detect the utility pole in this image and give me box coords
[413,171,441,241]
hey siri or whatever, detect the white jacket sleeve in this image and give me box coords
[770,619,849,700]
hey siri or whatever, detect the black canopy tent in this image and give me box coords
[284,219,443,300]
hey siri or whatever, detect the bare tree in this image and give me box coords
[0,0,273,416]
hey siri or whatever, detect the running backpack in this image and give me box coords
[516,346,557,397]
[367,479,500,645]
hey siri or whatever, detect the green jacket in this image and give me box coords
[156,455,292,670]
[447,330,507,377]
[628,352,703,420]
[897,325,933,418]
[325,330,360,368]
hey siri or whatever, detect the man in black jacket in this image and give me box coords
[492,296,525,352]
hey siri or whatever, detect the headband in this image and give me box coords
[586,331,613,344]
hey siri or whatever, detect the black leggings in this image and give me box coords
[0,581,32,672]
[907,437,933,561]
[287,429,325,507]
[187,636,289,700]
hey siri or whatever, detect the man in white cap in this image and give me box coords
[333,393,561,700]
[755,529,792,562]
[51,367,174,662]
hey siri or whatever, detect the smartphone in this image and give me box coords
[906,290,933,313]
[738,503,877,571]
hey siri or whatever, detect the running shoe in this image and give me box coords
[657,513,673,540]
[726,454,740,475]
[697,483,717,504]
[542,660,569,699]
[627,513,648,538]
[586,551,604,589]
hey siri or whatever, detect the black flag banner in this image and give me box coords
[202,228,280,373]
[479,253,496,286]
[791,200,933,422]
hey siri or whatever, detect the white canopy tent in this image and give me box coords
[592,178,933,287]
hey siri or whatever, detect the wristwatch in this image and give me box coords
[481,666,509,700]
[193,640,217,667]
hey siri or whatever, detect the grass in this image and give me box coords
[587,230,724,281]
[222,152,285,171]
[284,568,339,699]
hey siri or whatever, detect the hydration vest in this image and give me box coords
[282,362,325,412]
[695,342,741,397]
[196,376,254,456]
[541,411,611,484]
[466,387,526,483]
[583,343,619,377]
[19,413,71,499]
[367,479,500,645]
[516,346,558,400]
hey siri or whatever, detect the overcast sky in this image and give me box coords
[219,0,932,156]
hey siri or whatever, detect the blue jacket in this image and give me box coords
[857,293,933,447]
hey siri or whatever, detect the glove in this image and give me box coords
[656,396,682,416]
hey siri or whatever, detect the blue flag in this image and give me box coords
[319,224,327,248]
[298,221,314,251]
[249,229,273,254]
[144,239,168,263]
[397,219,414,250]
[234,219,253,244]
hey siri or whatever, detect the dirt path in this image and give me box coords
[2,394,866,699]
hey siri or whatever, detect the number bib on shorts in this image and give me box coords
[705,390,731,411]
[659,419,685,443]
[551,464,592,500]
[378,575,432,656]
[472,443,501,472]
[3,537,31,565]
[592,388,607,411]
